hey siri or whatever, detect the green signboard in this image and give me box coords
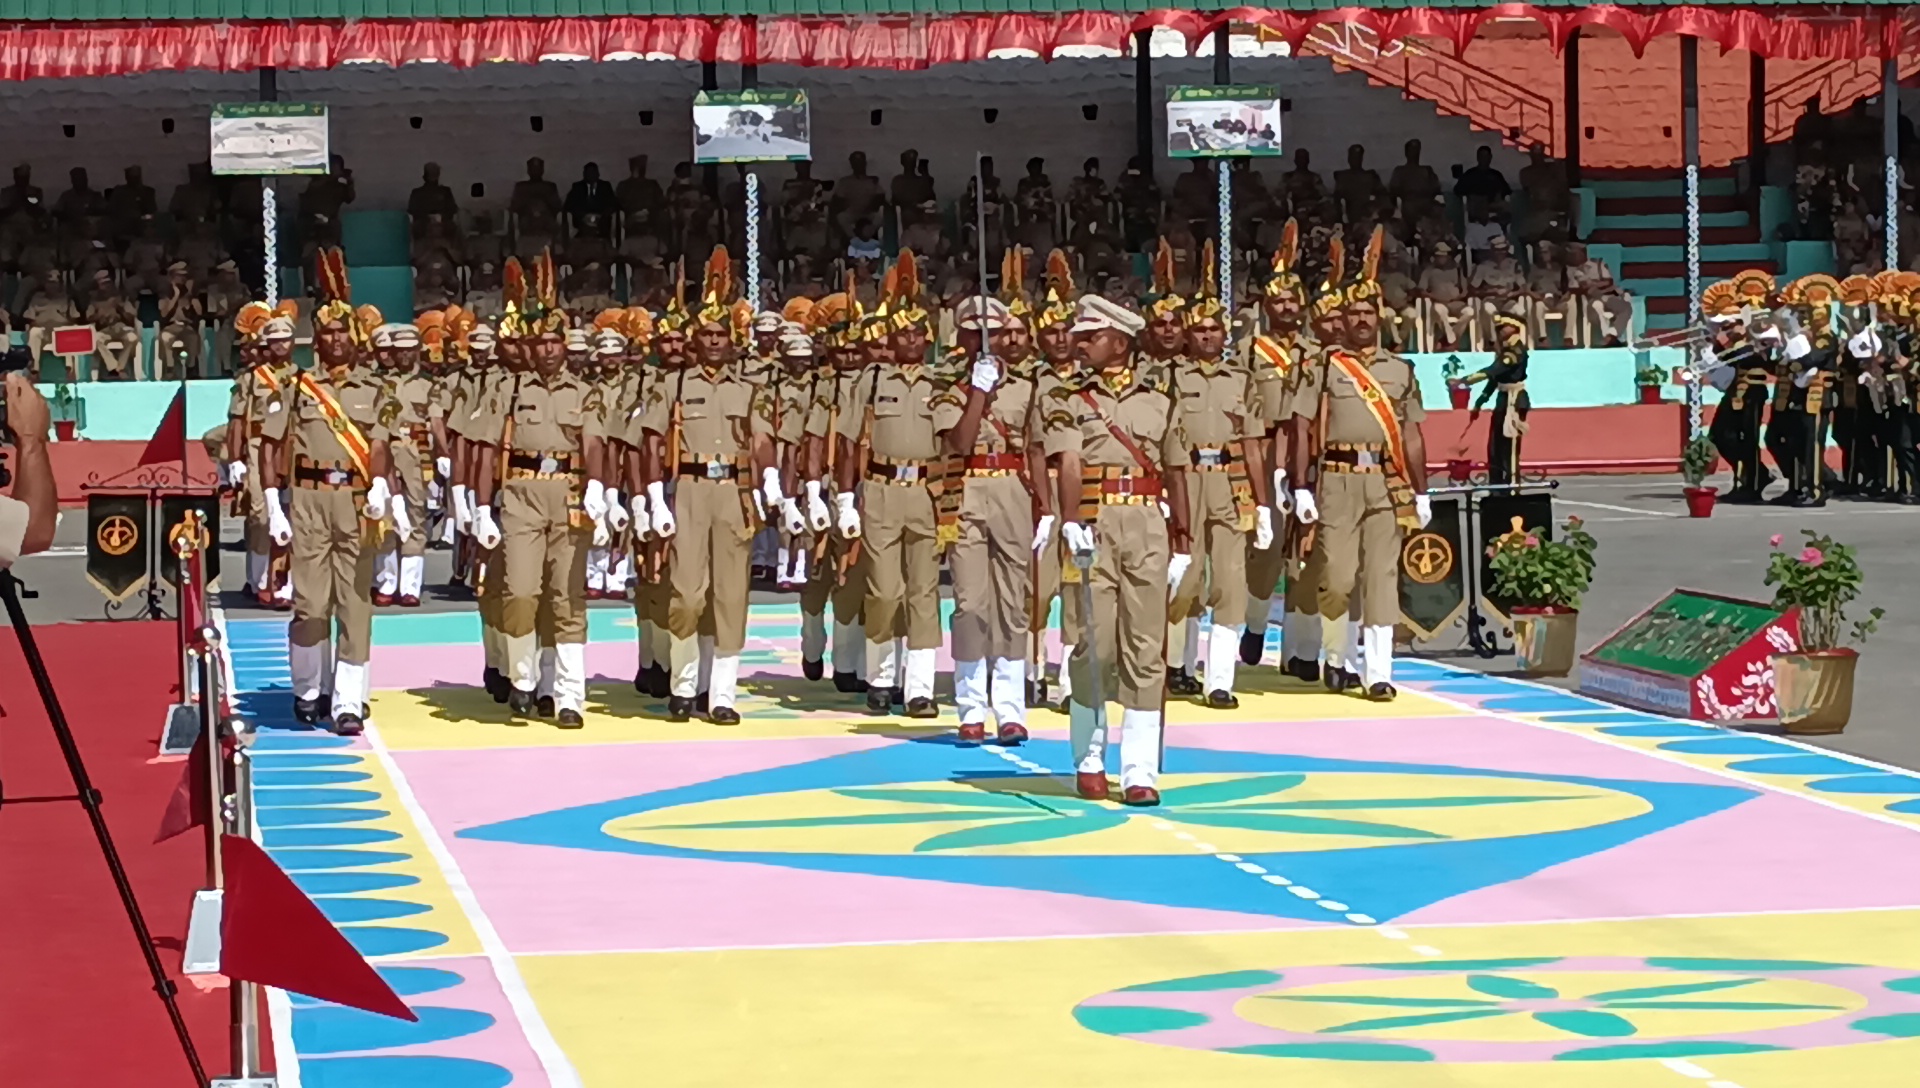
[1578,588,1800,723]
[1167,85,1283,158]
[1588,591,1783,677]
[211,102,330,176]
[693,88,811,164]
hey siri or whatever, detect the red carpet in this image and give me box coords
[0,619,252,1086]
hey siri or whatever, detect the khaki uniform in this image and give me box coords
[229,362,293,598]
[839,361,948,702]
[1290,347,1425,689]
[1046,366,1187,791]
[585,368,630,598]
[378,369,438,600]
[157,290,203,379]
[932,355,1037,731]
[464,368,511,680]
[1030,361,1086,650]
[23,292,80,376]
[261,366,388,724]
[801,366,870,683]
[85,293,140,379]
[1566,259,1633,344]
[1243,333,1325,669]
[1469,256,1528,343]
[1168,354,1261,698]
[474,372,600,709]
[1417,264,1472,348]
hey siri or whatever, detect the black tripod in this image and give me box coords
[0,570,207,1084]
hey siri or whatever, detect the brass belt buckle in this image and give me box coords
[705,462,729,480]
[539,456,560,475]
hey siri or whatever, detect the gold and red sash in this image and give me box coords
[297,373,373,484]
[1326,349,1421,530]
[1250,335,1292,377]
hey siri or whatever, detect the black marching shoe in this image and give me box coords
[866,687,894,715]
[1167,668,1204,697]
[695,692,711,715]
[1283,656,1322,684]
[1206,689,1240,710]
[710,705,742,725]
[1366,682,1398,702]
[803,657,824,681]
[1791,491,1827,508]
[1324,667,1361,694]
[536,695,556,719]
[508,689,535,717]
[833,671,870,693]
[1721,487,1763,505]
[633,669,649,696]
[556,708,585,729]
[330,713,364,737]
[905,696,938,719]
[1240,628,1267,666]
[1769,489,1804,506]
[667,694,696,722]
[484,667,509,703]
[647,663,670,698]
[294,697,324,725]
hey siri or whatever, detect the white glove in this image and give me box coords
[1031,513,1055,556]
[1272,468,1288,509]
[629,492,652,538]
[226,460,247,489]
[606,489,630,533]
[1166,552,1193,590]
[389,494,413,540]
[648,481,677,538]
[1784,333,1812,362]
[1062,520,1095,558]
[473,505,502,550]
[1293,488,1320,525]
[1254,506,1274,551]
[583,479,609,522]
[1416,493,1433,529]
[836,491,862,538]
[1794,367,1815,389]
[760,466,785,509]
[264,487,293,547]
[1849,328,1883,359]
[363,476,392,520]
[453,484,474,530]
[592,518,611,547]
[970,354,1001,393]
[805,480,832,532]
[782,497,806,535]
[435,455,451,479]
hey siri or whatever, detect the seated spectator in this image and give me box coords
[169,162,219,225]
[1066,158,1110,237]
[408,163,459,232]
[412,212,464,269]
[1,164,42,216]
[832,151,884,245]
[465,260,504,319]
[1417,239,1472,350]
[1517,144,1571,243]
[156,261,204,379]
[1377,246,1418,351]
[565,212,615,268]
[617,155,665,222]
[298,155,355,248]
[1411,201,1458,258]
[1115,155,1161,252]
[1333,144,1383,225]
[1016,157,1057,256]
[11,212,57,283]
[1834,200,1871,272]
[62,214,117,284]
[1389,139,1442,227]
[1281,148,1325,217]
[565,162,617,226]
[52,167,105,228]
[203,260,248,372]
[1455,145,1511,221]
[962,157,1010,266]
[107,166,157,244]
[466,212,505,272]
[1469,233,1527,342]
[847,218,883,264]
[1525,240,1569,347]
[84,268,140,380]
[619,207,667,281]
[414,255,459,314]
[563,261,618,314]
[1170,159,1215,233]
[20,269,79,374]
[1464,205,1506,263]
[512,157,561,224]
[1563,240,1632,346]
[175,216,226,285]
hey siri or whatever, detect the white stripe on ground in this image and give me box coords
[1553,498,1683,518]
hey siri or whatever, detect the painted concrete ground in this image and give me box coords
[226,604,1920,1088]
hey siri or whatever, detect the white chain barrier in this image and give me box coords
[262,182,278,308]
[745,170,761,310]
[1216,159,1233,306]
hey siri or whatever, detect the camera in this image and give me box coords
[0,345,28,483]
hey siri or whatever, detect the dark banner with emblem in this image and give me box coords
[159,495,220,587]
[1399,496,1466,641]
[86,493,149,603]
[1479,491,1556,623]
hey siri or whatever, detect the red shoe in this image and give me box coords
[372,592,395,607]
[1121,785,1161,807]
[956,722,987,745]
[1076,772,1110,801]
[398,595,421,608]
[996,723,1029,746]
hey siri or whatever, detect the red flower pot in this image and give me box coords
[1683,486,1716,518]
[53,419,76,442]
[1638,385,1663,405]
[1448,385,1470,410]
[1446,459,1475,483]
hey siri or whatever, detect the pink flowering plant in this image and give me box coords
[1764,529,1883,651]
[1487,515,1599,611]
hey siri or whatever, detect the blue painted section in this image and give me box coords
[1889,799,1920,815]
[253,787,384,808]
[246,752,363,768]
[1657,737,1799,756]
[297,1057,512,1088]
[289,870,421,896]
[1538,712,1673,724]
[1805,774,1920,795]
[1480,693,1605,714]
[313,896,433,924]
[263,826,403,848]
[341,925,451,957]
[292,1006,496,1055]
[1725,754,1881,778]
[1596,724,1721,738]
[257,806,389,828]
[267,848,412,871]
[254,769,375,787]
[246,731,351,752]
[289,965,466,1004]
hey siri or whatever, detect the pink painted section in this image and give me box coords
[299,955,549,1085]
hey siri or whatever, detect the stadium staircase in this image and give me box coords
[1587,171,1774,334]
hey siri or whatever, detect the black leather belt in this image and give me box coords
[678,460,740,480]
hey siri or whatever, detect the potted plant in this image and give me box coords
[1764,530,1883,735]
[1635,361,1666,405]
[1488,515,1598,677]
[1443,355,1470,409]
[50,383,81,441]
[1681,435,1718,517]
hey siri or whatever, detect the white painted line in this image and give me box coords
[1191,842,1220,853]
[1214,853,1244,863]
[1287,885,1321,899]
[1555,498,1683,518]
[1346,913,1377,925]
[1412,945,1445,957]
[1260,874,1293,887]
[1661,1059,1714,1079]
[1234,862,1268,875]
[362,723,584,1088]
[1376,926,1409,940]
[1316,900,1349,912]
[265,984,304,1088]
[1173,830,1196,841]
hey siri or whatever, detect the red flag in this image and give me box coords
[154,735,210,844]
[219,834,418,1021]
[136,386,187,467]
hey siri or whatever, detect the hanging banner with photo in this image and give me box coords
[1166,86,1283,158]
[1399,497,1466,641]
[211,102,330,176]
[693,89,811,164]
[86,493,150,603]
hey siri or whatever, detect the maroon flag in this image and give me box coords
[153,735,210,844]
[219,834,418,1021]
[135,386,187,467]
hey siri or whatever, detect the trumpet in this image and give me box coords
[1630,324,1711,352]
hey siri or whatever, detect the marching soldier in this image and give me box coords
[836,252,946,717]
[1456,313,1530,485]
[800,288,871,690]
[375,321,431,606]
[1140,240,1202,697]
[625,297,685,699]
[226,300,300,610]
[1026,252,1083,710]
[470,253,610,726]
[1048,294,1193,806]
[1288,227,1432,700]
[1886,276,1920,502]
[1767,275,1839,508]
[1168,243,1272,709]
[641,248,768,724]
[942,281,1042,744]
[259,248,390,735]
[1701,272,1779,504]
[764,303,824,596]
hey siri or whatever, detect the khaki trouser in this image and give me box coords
[289,482,376,662]
[801,532,868,625]
[667,477,753,655]
[948,474,1031,663]
[1582,294,1634,344]
[1287,547,1326,618]
[1067,503,1170,712]
[1313,470,1403,627]
[1035,522,1085,647]
[499,477,588,642]
[860,478,941,650]
[158,324,202,379]
[96,325,139,379]
[1429,301,1473,348]
[1170,468,1247,627]
[478,542,506,632]
[391,439,430,558]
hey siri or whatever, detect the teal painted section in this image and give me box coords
[1759,185,1793,246]
[1781,240,1838,280]
[1408,347,1684,410]
[353,266,414,328]
[1616,242,1773,263]
[1586,242,1624,282]
[1571,186,1595,237]
[1621,277,1685,298]
[1591,211,1747,230]
[1588,177,1738,199]
[41,378,231,441]
[344,210,412,267]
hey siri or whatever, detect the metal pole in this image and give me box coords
[1681,34,1703,440]
[1885,57,1900,273]
[1564,30,1581,186]
[228,747,267,1081]
[744,170,760,310]
[1749,53,1767,189]
[975,152,991,296]
[1212,24,1230,84]
[701,61,720,200]
[1134,30,1154,171]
